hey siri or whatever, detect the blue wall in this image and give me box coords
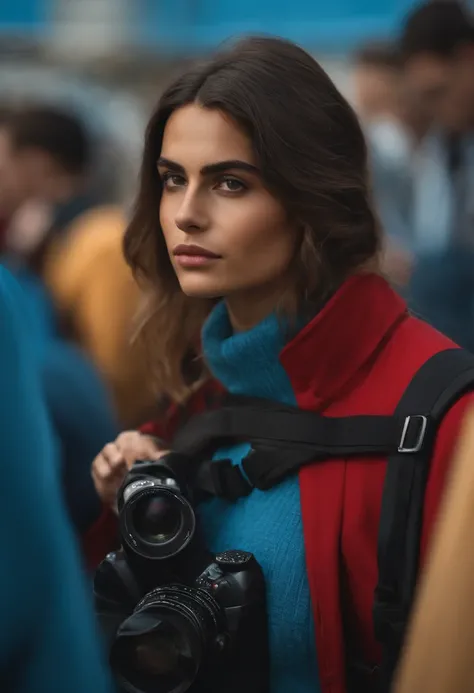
[141,0,418,53]
[0,0,45,33]
[0,0,418,54]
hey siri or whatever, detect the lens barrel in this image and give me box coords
[120,479,196,561]
[110,584,223,693]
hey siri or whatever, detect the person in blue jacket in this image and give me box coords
[6,263,119,534]
[0,265,112,692]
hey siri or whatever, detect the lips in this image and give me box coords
[173,244,220,258]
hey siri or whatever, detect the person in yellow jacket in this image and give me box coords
[42,203,156,427]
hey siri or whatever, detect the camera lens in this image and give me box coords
[110,586,223,693]
[133,629,182,675]
[111,612,200,693]
[132,497,182,545]
[120,485,196,561]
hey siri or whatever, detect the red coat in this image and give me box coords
[83,274,474,693]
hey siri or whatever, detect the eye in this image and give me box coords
[216,177,247,193]
[161,172,186,189]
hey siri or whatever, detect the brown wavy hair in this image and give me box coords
[123,36,381,404]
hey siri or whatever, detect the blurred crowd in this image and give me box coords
[354,1,474,350]
[1,1,474,691]
[0,102,160,535]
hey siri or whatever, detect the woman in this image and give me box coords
[85,37,474,693]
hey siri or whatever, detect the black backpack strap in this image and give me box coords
[372,348,474,693]
[173,404,406,457]
[173,402,433,499]
[173,350,474,501]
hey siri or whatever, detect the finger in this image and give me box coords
[102,443,125,471]
[120,437,159,467]
[108,461,128,483]
[122,450,143,469]
[94,455,127,483]
[140,439,168,459]
[93,456,112,481]
[116,431,140,450]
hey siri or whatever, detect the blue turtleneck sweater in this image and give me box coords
[200,301,320,693]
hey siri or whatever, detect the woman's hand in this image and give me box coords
[92,431,169,509]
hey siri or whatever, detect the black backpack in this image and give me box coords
[171,348,474,692]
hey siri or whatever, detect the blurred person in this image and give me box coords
[0,105,155,426]
[81,37,474,693]
[11,264,119,535]
[0,107,121,534]
[0,105,122,532]
[353,41,406,124]
[0,264,112,693]
[0,107,30,251]
[402,0,474,135]
[399,1,474,350]
[0,106,89,219]
[352,43,430,289]
[353,41,430,143]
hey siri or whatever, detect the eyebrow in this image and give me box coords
[157,157,259,176]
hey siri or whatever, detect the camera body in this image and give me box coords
[94,455,268,693]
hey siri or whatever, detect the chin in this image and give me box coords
[178,277,227,299]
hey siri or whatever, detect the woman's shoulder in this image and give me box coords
[379,311,462,375]
[376,311,474,434]
[327,310,469,419]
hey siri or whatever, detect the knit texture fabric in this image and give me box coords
[200,301,320,693]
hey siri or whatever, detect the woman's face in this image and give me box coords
[158,104,298,307]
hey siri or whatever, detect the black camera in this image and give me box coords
[94,454,269,693]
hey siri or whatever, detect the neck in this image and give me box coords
[225,282,296,333]
[201,299,299,401]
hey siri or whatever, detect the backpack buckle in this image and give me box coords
[398,415,428,453]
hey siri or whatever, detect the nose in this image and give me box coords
[174,188,209,234]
